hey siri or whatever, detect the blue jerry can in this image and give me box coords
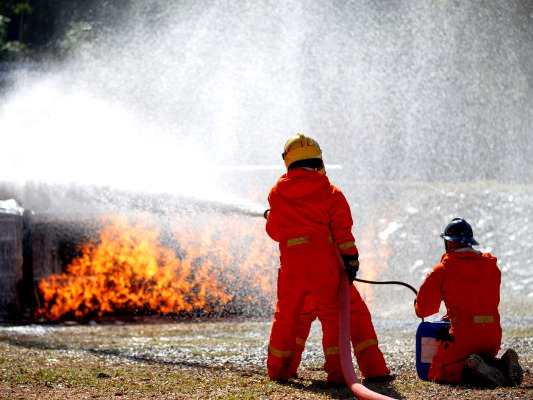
[415,321,450,380]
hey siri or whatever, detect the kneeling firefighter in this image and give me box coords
[264,133,390,385]
[415,218,523,387]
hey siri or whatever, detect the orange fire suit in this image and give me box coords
[415,248,502,383]
[265,168,358,383]
[289,285,390,379]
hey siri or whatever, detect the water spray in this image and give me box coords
[204,200,265,218]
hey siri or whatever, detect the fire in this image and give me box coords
[355,219,392,304]
[35,212,391,321]
[37,214,278,320]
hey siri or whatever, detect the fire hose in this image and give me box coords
[354,278,418,296]
[336,251,415,400]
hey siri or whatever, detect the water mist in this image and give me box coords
[0,1,532,319]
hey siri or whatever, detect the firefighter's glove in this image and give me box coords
[341,254,359,285]
[263,209,270,219]
[435,324,454,342]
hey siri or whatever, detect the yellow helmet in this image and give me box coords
[282,133,324,173]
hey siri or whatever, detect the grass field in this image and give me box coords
[0,317,531,399]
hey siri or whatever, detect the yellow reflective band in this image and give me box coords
[325,346,340,356]
[338,241,356,251]
[287,237,309,246]
[295,337,306,347]
[353,339,378,354]
[268,344,294,358]
[450,315,494,325]
[474,315,494,324]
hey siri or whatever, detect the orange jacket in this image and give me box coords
[415,249,501,328]
[266,168,358,256]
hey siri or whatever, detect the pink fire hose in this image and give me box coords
[336,251,396,400]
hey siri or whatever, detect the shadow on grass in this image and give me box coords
[2,333,406,398]
[5,327,531,399]
[270,375,404,399]
[0,333,264,375]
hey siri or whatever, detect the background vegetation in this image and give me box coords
[0,0,140,62]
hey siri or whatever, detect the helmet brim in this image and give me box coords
[441,233,479,246]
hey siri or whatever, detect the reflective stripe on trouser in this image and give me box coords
[428,324,502,383]
[267,237,342,381]
[267,344,294,380]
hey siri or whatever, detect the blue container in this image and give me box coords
[415,321,450,380]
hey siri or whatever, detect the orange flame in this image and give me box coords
[355,221,392,305]
[36,213,390,321]
[37,214,278,320]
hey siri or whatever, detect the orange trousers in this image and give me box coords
[428,323,502,383]
[267,238,344,383]
[290,284,390,379]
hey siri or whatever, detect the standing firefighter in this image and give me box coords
[415,218,524,387]
[264,133,389,385]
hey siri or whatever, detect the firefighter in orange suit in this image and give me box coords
[415,218,523,387]
[289,286,393,383]
[265,133,362,385]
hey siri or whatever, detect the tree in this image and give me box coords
[0,1,30,61]
[0,14,27,61]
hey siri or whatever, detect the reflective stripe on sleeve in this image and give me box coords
[338,241,356,251]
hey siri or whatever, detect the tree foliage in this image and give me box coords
[0,0,90,61]
[0,1,29,61]
[0,0,143,62]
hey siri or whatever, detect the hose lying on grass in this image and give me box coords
[336,250,397,400]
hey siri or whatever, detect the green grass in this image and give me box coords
[0,319,531,399]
